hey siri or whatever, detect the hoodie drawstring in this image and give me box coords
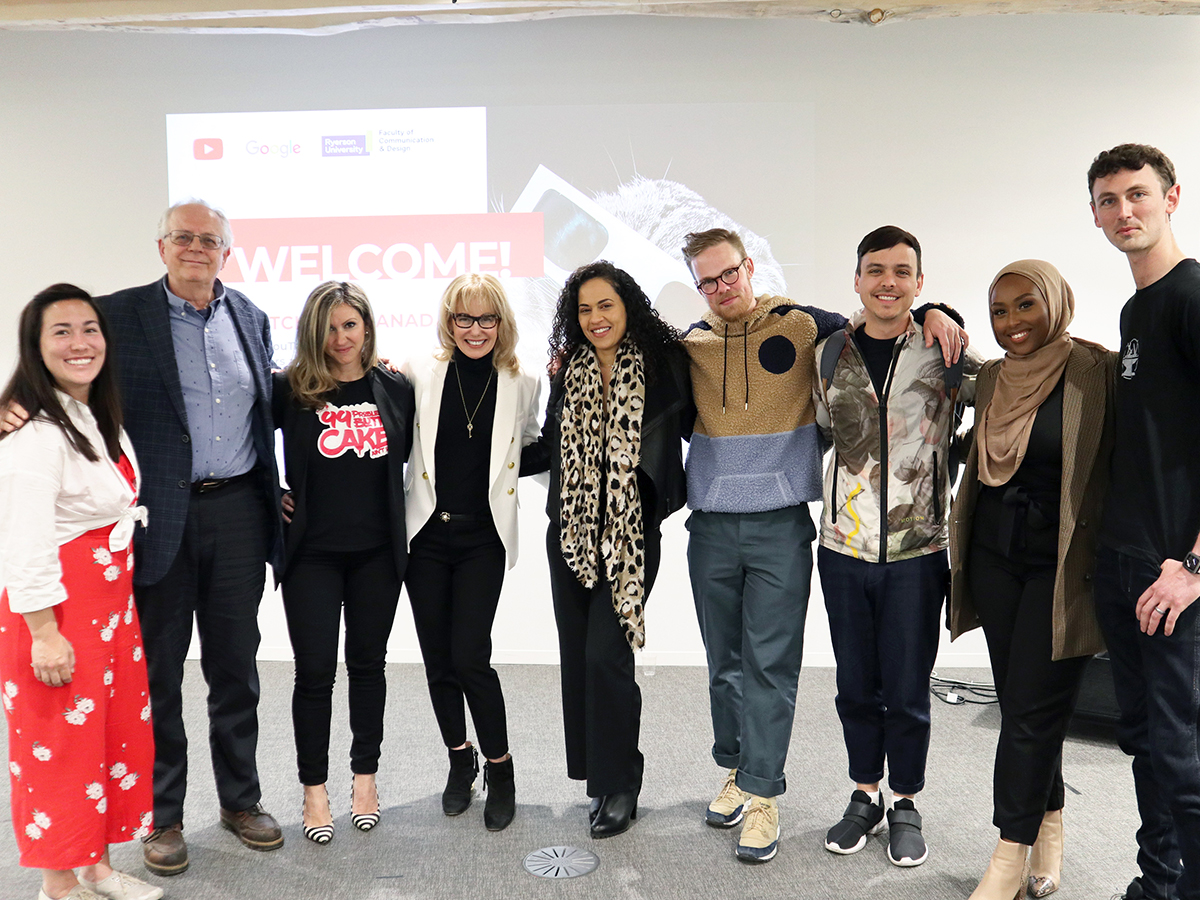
[721,322,751,414]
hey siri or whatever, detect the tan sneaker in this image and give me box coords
[79,870,164,900]
[736,795,780,863]
[706,768,751,828]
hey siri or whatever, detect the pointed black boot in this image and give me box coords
[483,756,516,831]
[442,744,479,816]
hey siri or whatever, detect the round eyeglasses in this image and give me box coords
[696,259,748,295]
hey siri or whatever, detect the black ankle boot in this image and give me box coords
[443,745,478,816]
[483,756,515,832]
[590,789,639,838]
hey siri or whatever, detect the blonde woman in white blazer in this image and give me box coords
[402,274,540,833]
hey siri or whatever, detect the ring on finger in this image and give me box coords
[1153,606,1168,615]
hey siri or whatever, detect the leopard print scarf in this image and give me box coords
[559,342,648,649]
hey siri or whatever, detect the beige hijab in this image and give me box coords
[977,259,1075,487]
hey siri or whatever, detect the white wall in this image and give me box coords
[2,14,1197,668]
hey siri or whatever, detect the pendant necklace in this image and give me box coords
[455,361,494,439]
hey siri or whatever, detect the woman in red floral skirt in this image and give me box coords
[0,285,161,900]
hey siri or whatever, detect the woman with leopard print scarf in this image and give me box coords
[522,261,694,840]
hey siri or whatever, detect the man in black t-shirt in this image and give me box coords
[1089,143,1200,900]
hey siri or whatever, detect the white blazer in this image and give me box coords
[403,353,542,569]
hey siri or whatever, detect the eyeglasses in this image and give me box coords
[164,230,226,251]
[696,259,748,295]
[452,313,500,330]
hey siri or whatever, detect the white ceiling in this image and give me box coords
[3,0,1200,34]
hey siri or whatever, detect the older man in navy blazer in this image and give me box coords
[102,200,285,875]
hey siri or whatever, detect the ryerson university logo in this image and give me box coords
[322,135,369,157]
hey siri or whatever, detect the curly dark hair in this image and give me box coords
[1088,143,1176,198]
[547,261,685,379]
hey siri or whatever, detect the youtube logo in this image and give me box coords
[193,138,223,160]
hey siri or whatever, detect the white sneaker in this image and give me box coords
[38,888,104,900]
[78,871,164,900]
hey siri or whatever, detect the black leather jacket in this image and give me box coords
[522,345,694,532]
[272,365,415,582]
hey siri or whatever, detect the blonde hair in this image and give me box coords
[287,281,379,409]
[436,274,521,375]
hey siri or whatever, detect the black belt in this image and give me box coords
[192,471,255,494]
[435,511,488,524]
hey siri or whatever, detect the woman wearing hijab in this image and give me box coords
[949,260,1115,900]
[523,260,693,839]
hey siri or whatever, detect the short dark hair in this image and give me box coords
[548,260,684,380]
[1087,143,1177,198]
[856,225,922,278]
[0,284,123,462]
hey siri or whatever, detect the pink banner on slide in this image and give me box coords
[224,213,544,283]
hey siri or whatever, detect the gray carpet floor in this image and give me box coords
[2,663,1137,900]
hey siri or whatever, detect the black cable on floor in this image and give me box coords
[929,670,998,706]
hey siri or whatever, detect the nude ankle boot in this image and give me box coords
[1028,809,1063,897]
[968,838,1031,900]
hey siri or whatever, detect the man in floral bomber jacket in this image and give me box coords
[813,225,981,871]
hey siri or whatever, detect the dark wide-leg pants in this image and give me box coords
[548,524,660,798]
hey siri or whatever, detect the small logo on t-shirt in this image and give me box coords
[317,402,388,458]
[1121,338,1139,380]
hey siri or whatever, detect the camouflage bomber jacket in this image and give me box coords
[813,311,979,564]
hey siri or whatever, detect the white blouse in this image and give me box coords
[0,392,146,614]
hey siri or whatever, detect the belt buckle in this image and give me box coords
[439,511,451,523]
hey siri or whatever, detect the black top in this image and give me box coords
[972,373,1064,563]
[854,327,899,398]
[303,376,391,551]
[1101,259,1200,564]
[434,349,497,515]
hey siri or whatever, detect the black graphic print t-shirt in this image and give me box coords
[304,376,390,552]
[1101,258,1200,564]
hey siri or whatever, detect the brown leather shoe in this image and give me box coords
[219,803,284,851]
[143,823,189,876]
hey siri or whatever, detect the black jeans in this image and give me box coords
[548,524,660,798]
[405,518,509,760]
[134,478,269,826]
[1094,548,1200,900]
[817,547,946,795]
[281,543,400,785]
[968,543,1089,845]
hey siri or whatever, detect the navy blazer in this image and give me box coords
[272,366,415,583]
[99,280,285,586]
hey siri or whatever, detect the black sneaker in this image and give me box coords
[1110,876,1146,900]
[824,790,886,854]
[886,798,928,867]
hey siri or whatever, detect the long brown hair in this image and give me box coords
[0,284,123,461]
[287,281,379,410]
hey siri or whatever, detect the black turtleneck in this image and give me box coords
[433,348,498,515]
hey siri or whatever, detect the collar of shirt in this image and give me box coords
[163,275,227,319]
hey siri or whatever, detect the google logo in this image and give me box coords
[245,140,301,158]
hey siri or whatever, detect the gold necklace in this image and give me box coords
[454,361,494,439]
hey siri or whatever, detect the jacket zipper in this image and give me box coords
[877,337,904,564]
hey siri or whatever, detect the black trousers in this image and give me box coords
[548,524,660,798]
[405,518,509,760]
[968,542,1089,845]
[134,479,269,826]
[281,543,400,785]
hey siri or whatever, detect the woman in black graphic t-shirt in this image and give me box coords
[272,281,414,845]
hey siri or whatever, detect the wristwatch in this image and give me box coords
[1184,552,1200,575]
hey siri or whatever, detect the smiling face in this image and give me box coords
[577,277,628,361]
[690,241,756,323]
[451,294,499,359]
[157,203,231,298]
[40,298,106,403]
[855,243,923,339]
[1091,164,1180,257]
[324,302,366,380]
[989,273,1052,357]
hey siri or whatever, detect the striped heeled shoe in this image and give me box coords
[302,785,335,845]
[351,774,381,832]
